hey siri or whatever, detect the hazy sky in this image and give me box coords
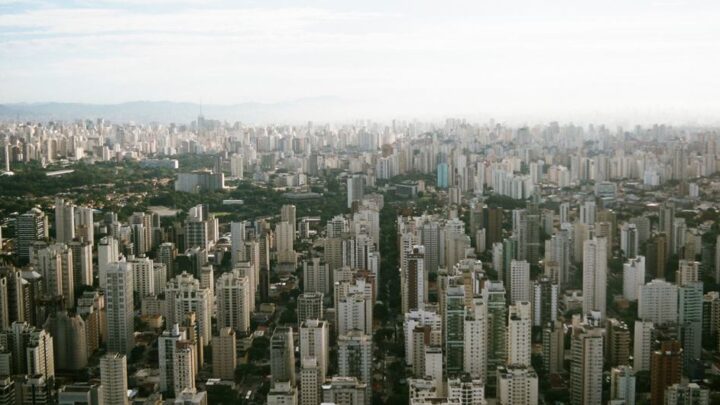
[2,0,720,122]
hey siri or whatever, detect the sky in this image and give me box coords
[1,0,720,123]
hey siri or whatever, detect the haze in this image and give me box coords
[2,0,720,124]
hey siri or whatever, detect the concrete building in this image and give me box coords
[215,271,251,335]
[497,365,538,405]
[100,353,128,405]
[582,237,607,319]
[507,301,532,367]
[271,327,296,385]
[105,261,134,355]
[212,328,237,381]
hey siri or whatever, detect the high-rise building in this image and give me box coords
[610,366,636,405]
[173,340,197,395]
[509,260,531,304]
[212,327,237,381]
[650,340,683,405]
[16,208,48,263]
[444,284,465,376]
[74,206,95,246]
[300,319,329,382]
[55,197,76,243]
[321,377,366,405]
[105,261,134,355]
[606,318,630,367]
[297,292,323,324]
[337,292,372,336]
[496,364,539,405]
[420,219,441,274]
[463,300,487,381]
[620,223,639,258]
[646,233,668,279]
[484,281,507,386]
[276,221,296,265]
[639,279,678,326]
[542,320,565,375]
[303,258,331,296]
[678,280,703,374]
[347,174,365,209]
[532,276,558,327]
[129,255,155,297]
[215,271,251,335]
[68,239,92,288]
[300,357,322,405]
[267,381,298,405]
[447,375,487,405]
[623,256,645,302]
[570,325,604,405]
[485,207,504,248]
[33,242,75,308]
[545,230,571,288]
[159,324,186,394]
[579,200,596,225]
[157,242,177,277]
[338,331,372,405]
[270,327,296,385]
[633,320,655,372]
[43,311,87,371]
[402,245,426,314]
[507,301,532,367]
[230,153,244,178]
[165,272,212,344]
[582,237,607,319]
[57,382,103,405]
[98,236,120,289]
[100,353,128,405]
[664,383,710,405]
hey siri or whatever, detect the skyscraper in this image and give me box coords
[347,174,365,208]
[582,237,607,319]
[639,279,678,325]
[270,327,296,385]
[212,327,237,381]
[463,299,487,381]
[496,365,539,405]
[55,197,75,243]
[300,320,329,379]
[532,276,558,327]
[610,366,636,405]
[16,208,48,263]
[303,258,331,296]
[484,281,507,386]
[165,272,213,344]
[338,331,372,405]
[173,340,197,395]
[507,301,532,367]
[297,292,324,324]
[105,261,134,355]
[570,325,604,405]
[622,256,645,302]
[159,324,186,394]
[509,260,531,304]
[215,271,251,335]
[620,223,639,258]
[650,340,683,405]
[633,320,654,372]
[100,353,128,405]
[402,245,426,314]
[444,284,465,375]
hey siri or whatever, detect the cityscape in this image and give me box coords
[2,1,720,405]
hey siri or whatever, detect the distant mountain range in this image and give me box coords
[0,97,355,124]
